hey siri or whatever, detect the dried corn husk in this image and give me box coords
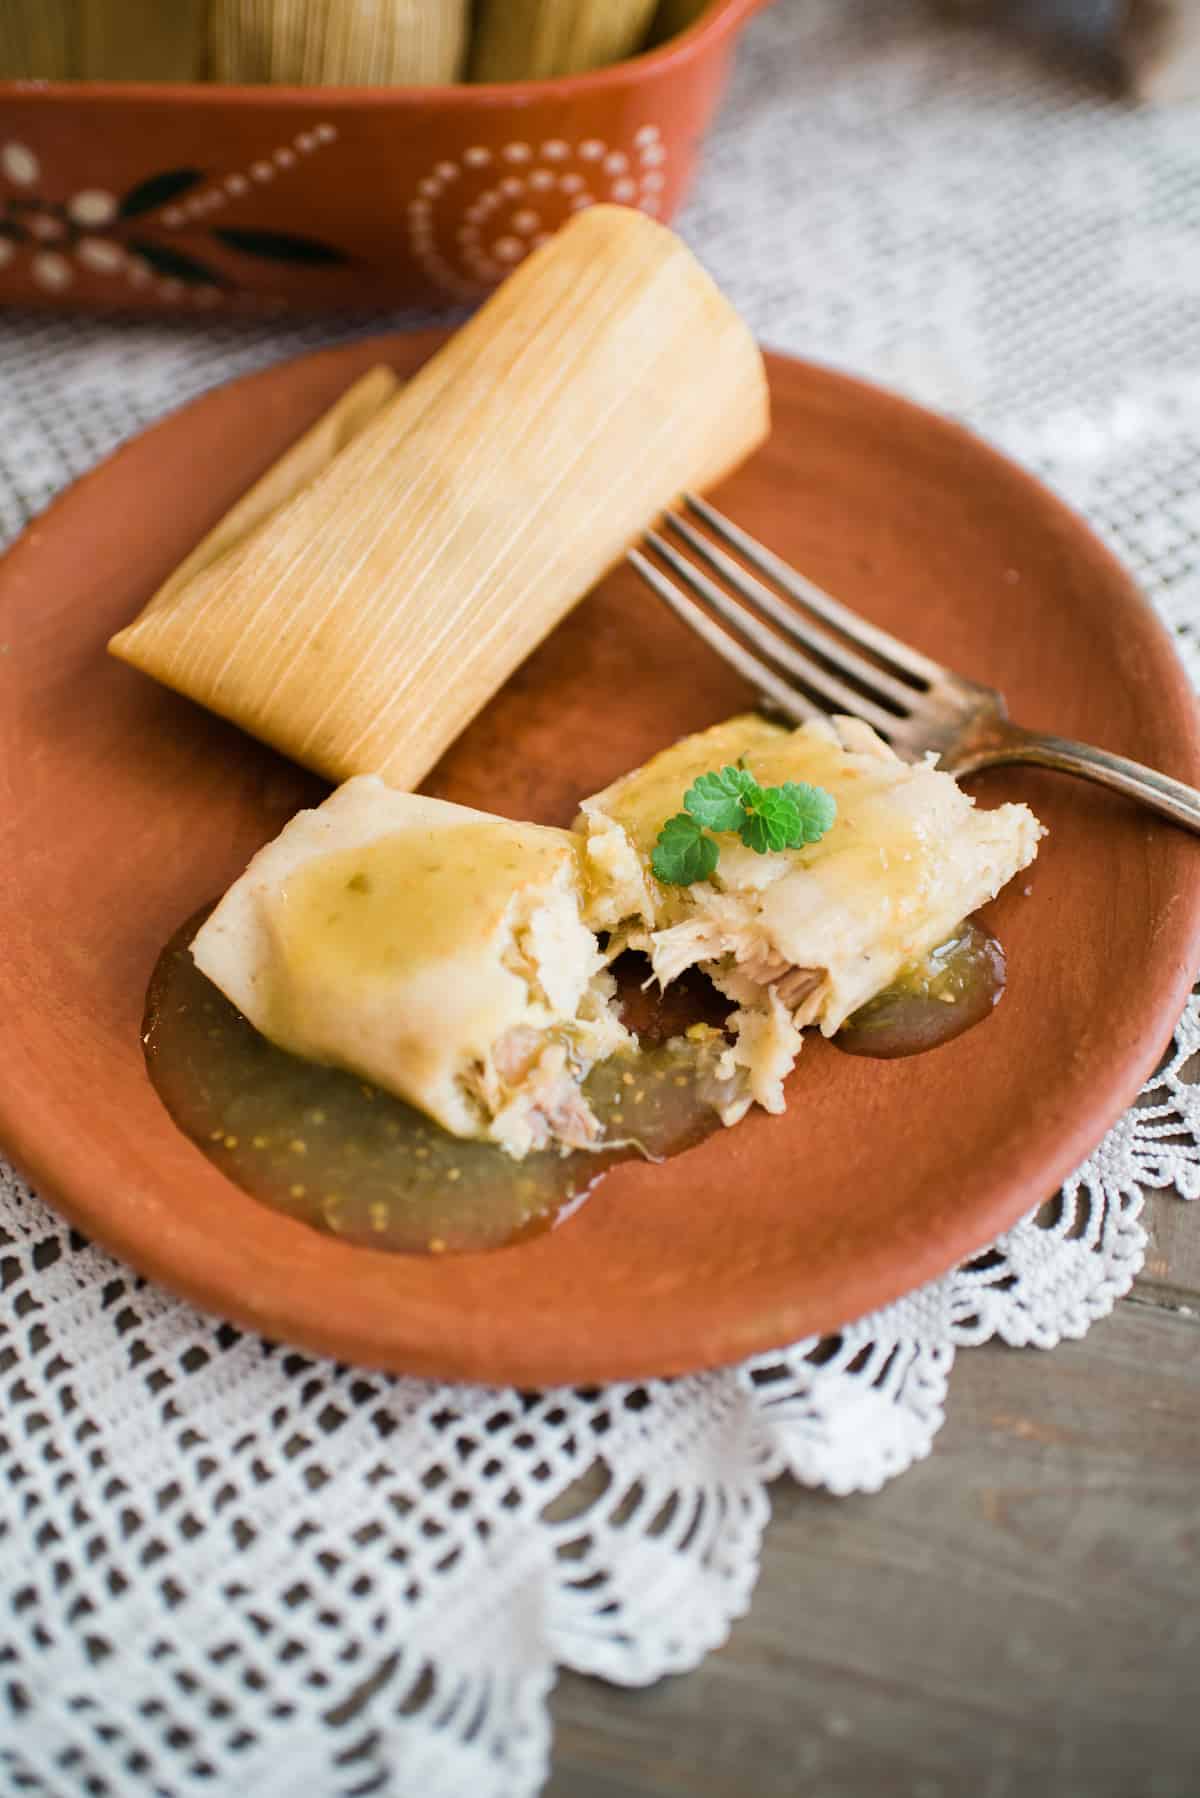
[648,0,711,47]
[109,205,770,791]
[470,0,659,80]
[79,0,205,79]
[210,0,468,84]
[0,2,76,78]
[143,365,400,616]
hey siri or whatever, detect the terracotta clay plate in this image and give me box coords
[2,332,1198,1385]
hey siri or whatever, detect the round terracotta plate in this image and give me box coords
[2,333,1198,1385]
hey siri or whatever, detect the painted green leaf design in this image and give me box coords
[120,168,205,218]
[212,227,349,266]
[127,239,226,286]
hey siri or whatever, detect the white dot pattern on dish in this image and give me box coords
[5,118,660,312]
[90,122,338,314]
[77,239,124,274]
[405,125,668,293]
[31,252,71,290]
[1,142,39,186]
[67,190,117,227]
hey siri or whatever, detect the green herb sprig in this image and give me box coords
[651,764,836,886]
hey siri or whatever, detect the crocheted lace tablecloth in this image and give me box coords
[2,3,1198,1793]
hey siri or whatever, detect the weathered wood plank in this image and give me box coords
[547,1302,1200,1797]
[1136,1187,1200,1309]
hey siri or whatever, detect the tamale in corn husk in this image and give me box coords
[0,2,75,78]
[470,0,659,80]
[79,0,205,79]
[109,206,769,792]
[210,0,469,84]
[144,365,400,617]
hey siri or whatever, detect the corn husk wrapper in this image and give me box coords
[648,0,711,48]
[211,0,468,84]
[143,365,400,619]
[109,205,770,791]
[0,2,76,78]
[80,0,205,79]
[470,0,659,80]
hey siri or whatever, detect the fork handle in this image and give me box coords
[975,725,1200,835]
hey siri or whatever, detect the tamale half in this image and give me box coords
[470,0,659,80]
[109,205,769,791]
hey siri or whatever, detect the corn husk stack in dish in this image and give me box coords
[80,0,205,78]
[0,0,204,78]
[470,0,659,80]
[210,0,469,83]
[0,2,74,78]
[109,205,770,792]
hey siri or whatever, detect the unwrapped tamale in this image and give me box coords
[192,775,629,1155]
[109,205,769,792]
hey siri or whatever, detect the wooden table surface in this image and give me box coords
[546,1187,1200,1797]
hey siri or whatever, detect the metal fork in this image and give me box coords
[628,493,1200,835]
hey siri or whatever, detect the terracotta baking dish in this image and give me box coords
[0,0,768,315]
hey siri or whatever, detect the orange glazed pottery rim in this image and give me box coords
[0,0,771,107]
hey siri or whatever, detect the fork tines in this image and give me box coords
[630,493,940,741]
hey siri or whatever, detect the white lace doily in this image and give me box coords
[2,4,1199,1793]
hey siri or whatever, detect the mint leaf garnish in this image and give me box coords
[650,756,836,885]
[779,780,838,846]
[683,764,756,833]
[651,812,720,886]
[737,783,799,854]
